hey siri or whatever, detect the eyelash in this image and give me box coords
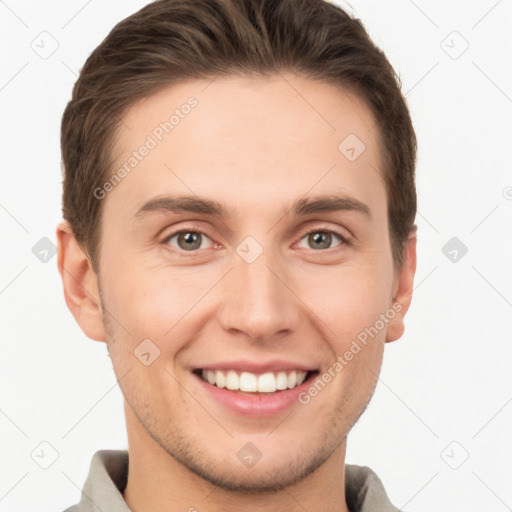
[300,226,352,246]
[160,223,352,256]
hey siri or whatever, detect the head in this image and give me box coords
[58,0,417,494]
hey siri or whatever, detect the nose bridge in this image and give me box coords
[218,241,300,340]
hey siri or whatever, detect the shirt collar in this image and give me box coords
[70,450,400,512]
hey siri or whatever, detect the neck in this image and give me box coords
[123,402,350,512]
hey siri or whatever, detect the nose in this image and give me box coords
[217,247,301,342]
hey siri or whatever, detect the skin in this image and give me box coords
[57,72,416,512]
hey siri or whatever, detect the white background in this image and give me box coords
[1,1,511,511]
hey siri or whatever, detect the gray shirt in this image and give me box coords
[64,450,401,512]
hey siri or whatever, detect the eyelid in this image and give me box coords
[296,224,353,248]
[160,222,353,254]
[160,223,215,251]
[160,223,210,240]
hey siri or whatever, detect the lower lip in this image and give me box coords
[193,371,317,417]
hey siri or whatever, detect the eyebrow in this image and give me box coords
[133,193,371,220]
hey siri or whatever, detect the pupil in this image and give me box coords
[180,232,201,250]
[310,232,330,250]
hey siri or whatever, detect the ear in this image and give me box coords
[56,221,107,342]
[386,231,417,343]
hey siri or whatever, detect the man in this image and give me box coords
[57,0,417,510]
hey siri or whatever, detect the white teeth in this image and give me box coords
[215,370,226,388]
[200,369,309,392]
[296,371,307,386]
[225,370,239,390]
[258,372,277,393]
[276,371,288,390]
[239,372,258,392]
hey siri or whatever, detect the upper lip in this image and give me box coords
[194,359,318,375]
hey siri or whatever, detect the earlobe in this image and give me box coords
[386,231,417,343]
[56,221,107,342]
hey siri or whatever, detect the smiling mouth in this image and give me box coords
[193,368,319,394]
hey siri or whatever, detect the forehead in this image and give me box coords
[108,73,386,220]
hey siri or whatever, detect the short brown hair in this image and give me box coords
[61,0,417,271]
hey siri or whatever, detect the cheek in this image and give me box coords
[103,255,211,338]
[101,233,394,354]
[306,263,393,346]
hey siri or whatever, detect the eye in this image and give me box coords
[297,228,349,251]
[163,229,213,252]
[160,225,350,256]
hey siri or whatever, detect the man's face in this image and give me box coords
[87,73,412,491]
